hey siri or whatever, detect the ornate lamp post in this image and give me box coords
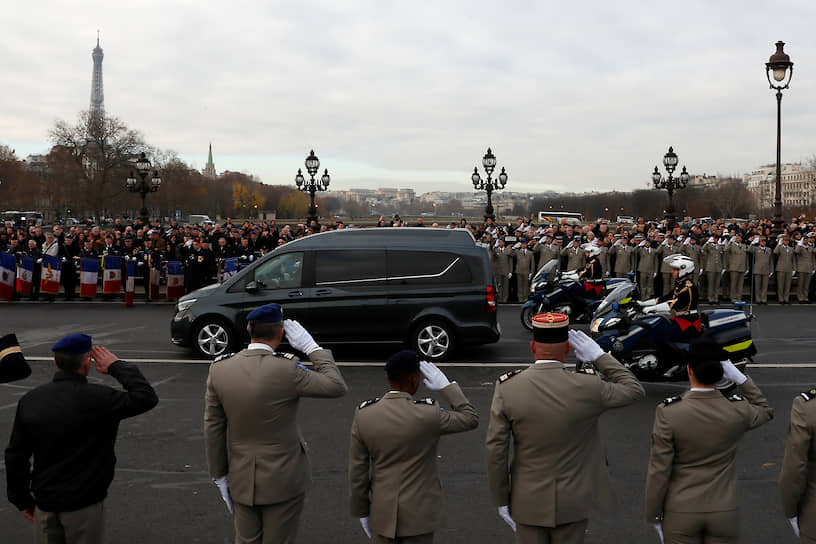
[471,147,508,221]
[295,149,330,224]
[651,146,689,230]
[125,152,161,226]
[766,41,794,235]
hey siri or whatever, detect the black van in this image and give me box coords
[171,228,500,360]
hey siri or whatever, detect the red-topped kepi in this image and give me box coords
[531,312,569,343]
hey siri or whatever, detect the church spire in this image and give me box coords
[203,142,217,178]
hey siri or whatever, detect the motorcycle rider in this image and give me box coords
[637,255,700,334]
[578,243,604,297]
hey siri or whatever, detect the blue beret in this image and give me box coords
[519,238,528,243]
[52,333,93,353]
[667,234,675,239]
[247,303,283,323]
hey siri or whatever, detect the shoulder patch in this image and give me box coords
[661,395,682,406]
[213,352,235,363]
[499,369,524,383]
[358,398,380,410]
[727,394,745,402]
[414,398,436,405]
[575,367,596,375]
[799,388,816,402]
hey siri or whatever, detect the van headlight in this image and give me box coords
[176,298,197,312]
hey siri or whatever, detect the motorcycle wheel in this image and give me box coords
[520,304,542,331]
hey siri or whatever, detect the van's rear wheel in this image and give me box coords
[412,320,455,362]
[193,319,234,359]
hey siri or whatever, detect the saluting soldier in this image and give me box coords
[492,239,514,303]
[637,237,657,299]
[611,236,635,278]
[533,234,560,271]
[485,315,645,543]
[657,234,683,296]
[204,304,347,544]
[749,236,773,304]
[597,239,611,277]
[560,236,586,272]
[725,234,748,303]
[702,236,724,305]
[795,236,815,303]
[514,238,536,301]
[775,235,795,304]
[348,351,478,543]
[779,384,816,542]
[644,338,774,543]
[681,236,702,286]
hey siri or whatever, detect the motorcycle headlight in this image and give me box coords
[590,318,602,333]
[176,298,197,312]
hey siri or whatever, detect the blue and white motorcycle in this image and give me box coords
[589,282,755,382]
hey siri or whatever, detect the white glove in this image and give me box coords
[614,240,622,246]
[420,360,451,391]
[568,329,605,363]
[359,517,372,539]
[638,240,646,247]
[507,273,512,279]
[283,319,320,355]
[644,302,672,314]
[638,298,657,307]
[789,517,800,537]
[653,272,657,278]
[528,273,532,280]
[652,522,665,544]
[214,476,234,514]
[62,257,67,262]
[497,506,516,532]
[720,360,747,385]
[770,271,774,277]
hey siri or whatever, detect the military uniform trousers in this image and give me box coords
[371,532,433,544]
[234,494,305,544]
[515,520,589,544]
[728,271,744,302]
[705,272,721,304]
[495,274,509,303]
[777,271,792,302]
[797,271,813,302]
[662,509,738,544]
[517,273,531,301]
[34,501,105,544]
[662,273,674,296]
[639,272,654,299]
[753,274,769,303]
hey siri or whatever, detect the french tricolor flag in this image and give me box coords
[0,252,15,301]
[80,258,99,298]
[102,255,122,294]
[165,261,185,300]
[125,260,136,307]
[40,255,61,295]
[16,255,33,295]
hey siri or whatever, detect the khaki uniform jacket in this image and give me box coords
[795,244,815,273]
[485,354,645,527]
[534,244,560,271]
[657,243,683,273]
[749,245,774,275]
[348,384,478,538]
[644,379,774,521]
[204,348,347,505]
[514,248,535,277]
[780,391,816,539]
[492,246,513,276]
[637,246,657,273]
[561,245,586,271]
[682,243,701,270]
[775,244,795,272]
[598,245,611,275]
[702,241,723,274]
[726,242,748,272]
[612,244,635,274]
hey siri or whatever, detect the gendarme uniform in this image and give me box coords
[644,340,774,543]
[348,351,478,543]
[485,313,645,544]
[780,387,816,543]
[659,276,700,335]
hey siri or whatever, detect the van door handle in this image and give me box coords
[287,290,304,298]
[315,289,332,296]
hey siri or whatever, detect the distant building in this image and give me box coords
[687,173,718,188]
[744,163,816,209]
[203,143,216,178]
[90,33,104,113]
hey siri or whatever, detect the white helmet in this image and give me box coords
[664,255,694,278]
[581,243,601,258]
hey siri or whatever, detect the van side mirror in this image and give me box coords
[245,281,259,293]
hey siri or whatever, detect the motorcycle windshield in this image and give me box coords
[595,283,636,317]
[532,259,559,284]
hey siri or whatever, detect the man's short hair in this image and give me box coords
[688,358,724,385]
[249,321,282,341]
[55,351,88,373]
[385,350,420,381]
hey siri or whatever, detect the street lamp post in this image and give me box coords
[471,147,508,221]
[651,146,690,230]
[125,152,161,226]
[766,41,794,235]
[295,150,330,224]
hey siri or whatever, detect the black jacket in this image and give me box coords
[4,361,158,512]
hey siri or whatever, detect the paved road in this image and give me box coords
[0,302,814,365]
[0,363,809,543]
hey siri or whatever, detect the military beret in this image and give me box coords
[519,238,528,243]
[667,234,675,239]
[52,333,93,353]
[385,349,420,378]
[247,303,283,323]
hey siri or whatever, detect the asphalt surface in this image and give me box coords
[0,303,813,542]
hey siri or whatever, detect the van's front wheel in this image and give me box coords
[412,320,455,362]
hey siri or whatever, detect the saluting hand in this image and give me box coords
[89,346,118,374]
[283,319,320,355]
[419,361,451,391]
[568,329,605,363]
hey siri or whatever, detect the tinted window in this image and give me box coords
[387,251,472,285]
[254,252,303,289]
[315,250,386,285]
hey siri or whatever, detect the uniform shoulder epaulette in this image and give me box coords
[799,388,816,402]
[499,369,524,383]
[727,393,745,402]
[685,280,693,287]
[358,398,380,410]
[575,367,596,375]
[661,395,682,406]
[213,352,235,363]
[414,398,436,405]
[275,351,296,360]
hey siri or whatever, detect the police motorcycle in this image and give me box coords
[520,246,636,330]
[588,255,755,382]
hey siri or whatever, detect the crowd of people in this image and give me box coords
[1,214,815,304]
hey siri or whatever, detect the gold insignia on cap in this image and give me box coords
[532,312,570,329]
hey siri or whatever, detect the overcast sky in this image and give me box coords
[3,1,816,194]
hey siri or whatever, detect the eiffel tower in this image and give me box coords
[90,31,104,113]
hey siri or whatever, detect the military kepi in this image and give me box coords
[247,303,283,323]
[51,333,93,353]
[0,334,31,381]
[532,312,569,343]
